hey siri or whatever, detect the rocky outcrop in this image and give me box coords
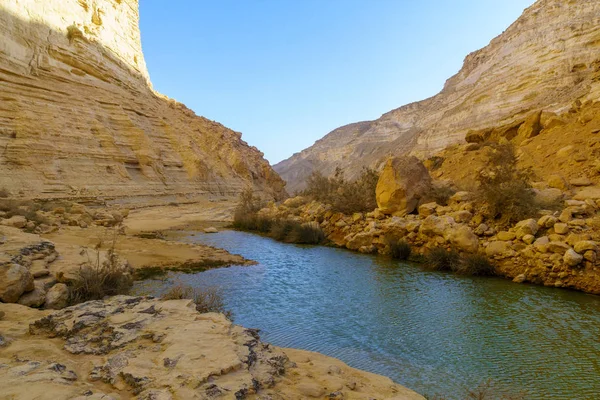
[275,0,600,191]
[376,156,432,217]
[0,0,285,203]
[0,296,424,399]
[261,189,600,294]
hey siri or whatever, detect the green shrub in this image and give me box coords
[425,248,461,272]
[162,284,232,320]
[388,238,412,260]
[302,167,379,214]
[476,144,537,226]
[458,253,496,276]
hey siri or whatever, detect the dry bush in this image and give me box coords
[162,284,232,320]
[0,187,10,198]
[387,237,412,260]
[287,222,325,244]
[422,185,456,206]
[476,144,537,226]
[457,253,496,276]
[424,248,461,272]
[233,187,268,230]
[302,167,378,214]
[68,231,132,305]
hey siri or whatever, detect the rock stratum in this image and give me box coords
[275,0,600,192]
[0,296,423,399]
[0,0,285,203]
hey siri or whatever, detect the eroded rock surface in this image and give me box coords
[0,0,285,203]
[0,297,424,399]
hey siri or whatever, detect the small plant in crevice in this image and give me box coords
[161,284,233,320]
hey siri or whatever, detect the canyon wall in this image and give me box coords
[275,0,600,193]
[0,0,286,204]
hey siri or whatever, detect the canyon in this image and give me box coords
[275,0,600,193]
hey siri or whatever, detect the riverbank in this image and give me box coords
[0,199,425,399]
[254,190,600,294]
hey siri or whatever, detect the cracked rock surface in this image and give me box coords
[0,296,423,399]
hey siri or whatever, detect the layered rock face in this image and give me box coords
[275,0,600,192]
[0,0,285,203]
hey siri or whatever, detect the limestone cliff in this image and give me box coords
[0,0,286,203]
[275,0,600,193]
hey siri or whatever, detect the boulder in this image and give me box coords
[346,232,375,251]
[522,234,535,245]
[1,215,27,229]
[448,191,472,206]
[448,226,479,253]
[563,249,583,267]
[17,281,47,308]
[497,231,516,241]
[515,111,542,143]
[418,202,438,217]
[537,215,557,229]
[534,188,564,206]
[0,264,34,303]
[486,241,513,258]
[513,274,527,283]
[574,241,598,254]
[553,223,569,235]
[376,156,432,216]
[515,219,538,239]
[203,227,218,233]
[45,283,69,310]
[419,215,454,237]
[548,241,570,254]
[570,177,592,187]
[451,210,472,224]
[547,175,569,191]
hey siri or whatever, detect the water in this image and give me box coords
[134,230,600,399]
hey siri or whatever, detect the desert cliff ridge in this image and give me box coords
[275,0,600,192]
[0,0,286,203]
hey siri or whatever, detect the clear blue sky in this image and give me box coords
[139,0,535,164]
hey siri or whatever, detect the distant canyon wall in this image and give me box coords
[0,0,286,204]
[275,0,600,193]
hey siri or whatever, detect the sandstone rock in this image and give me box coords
[376,156,432,216]
[203,227,218,233]
[537,215,557,229]
[0,0,286,203]
[559,209,572,223]
[45,283,69,310]
[497,231,516,241]
[584,250,597,263]
[570,177,592,187]
[515,219,538,239]
[573,187,600,201]
[346,232,375,251]
[474,223,489,236]
[419,215,454,237]
[522,234,535,245]
[515,111,542,143]
[1,216,27,229]
[547,175,569,191]
[513,274,527,283]
[451,210,472,224]
[17,281,47,308]
[448,191,471,206]
[448,226,479,253]
[564,249,583,267]
[533,236,550,253]
[486,241,512,258]
[534,188,564,206]
[418,202,438,217]
[574,241,598,254]
[548,241,570,254]
[554,223,569,235]
[0,264,34,303]
[283,196,308,208]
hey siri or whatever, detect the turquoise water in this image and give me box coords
[134,230,600,399]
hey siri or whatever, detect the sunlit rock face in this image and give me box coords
[275,0,600,193]
[0,0,286,203]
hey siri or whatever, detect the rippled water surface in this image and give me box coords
[134,230,600,399]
